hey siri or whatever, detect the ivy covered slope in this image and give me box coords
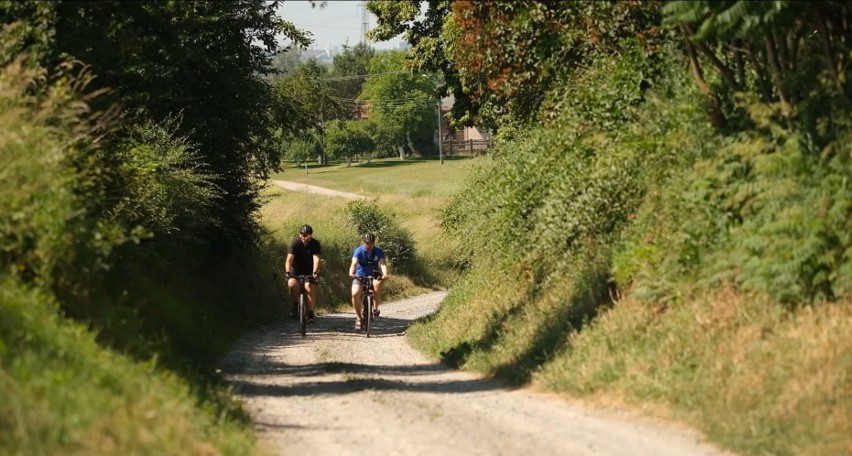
[387,2,851,455]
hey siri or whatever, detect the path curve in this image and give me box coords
[220,292,733,456]
[270,179,366,200]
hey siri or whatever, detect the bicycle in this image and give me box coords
[290,274,317,337]
[355,272,382,338]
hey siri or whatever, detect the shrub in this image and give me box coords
[345,199,415,273]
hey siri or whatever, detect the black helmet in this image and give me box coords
[299,224,313,234]
[361,232,375,243]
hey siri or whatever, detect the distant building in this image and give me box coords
[438,94,493,148]
[299,44,338,64]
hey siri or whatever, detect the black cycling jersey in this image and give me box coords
[289,237,321,274]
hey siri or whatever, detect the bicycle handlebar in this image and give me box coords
[354,273,383,281]
[288,274,318,284]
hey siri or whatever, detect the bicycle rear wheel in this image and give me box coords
[299,293,307,337]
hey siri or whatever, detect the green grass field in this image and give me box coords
[264,156,483,310]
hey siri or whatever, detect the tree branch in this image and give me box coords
[746,42,774,103]
[679,25,726,128]
[684,24,740,90]
[764,32,793,115]
[817,10,850,103]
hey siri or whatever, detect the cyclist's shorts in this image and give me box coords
[352,276,381,287]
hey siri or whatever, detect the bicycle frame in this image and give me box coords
[356,274,380,337]
[291,275,315,337]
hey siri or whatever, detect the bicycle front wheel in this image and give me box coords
[299,293,307,337]
[364,295,373,337]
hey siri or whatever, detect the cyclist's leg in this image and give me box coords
[287,277,300,302]
[351,280,363,325]
[305,281,317,311]
[373,279,384,311]
[287,277,300,316]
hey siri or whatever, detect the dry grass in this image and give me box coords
[533,289,851,456]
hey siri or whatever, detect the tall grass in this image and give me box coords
[0,55,261,454]
[0,278,258,455]
[265,157,482,308]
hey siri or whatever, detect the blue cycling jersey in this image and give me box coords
[352,245,385,277]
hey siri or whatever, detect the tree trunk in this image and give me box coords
[406,130,414,158]
[733,41,746,86]
[679,25,726,129]
[764,32,793,117]
[817,11,850,103]
[746,42,774,103]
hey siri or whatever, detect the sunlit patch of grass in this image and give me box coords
[533,290,852,456]
[261,158,481,307]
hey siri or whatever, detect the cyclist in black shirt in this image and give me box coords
[285,224,321,321]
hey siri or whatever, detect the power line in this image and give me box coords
[323,71,409,81]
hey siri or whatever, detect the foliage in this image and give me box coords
[441,44,681,269]
[329,42,377,102]
[0,277,257,455]
[323,119,375,164]
[113,117,221,237]
[345,200,415,274]
[282,130,322,165]
[664,1,852,134]
[368,1,663,134]
[271,58,348,139]
[627,106,852,305]
[358,50,438,152]
[0,47,262,454]
[445,0,663,133]
[1,0,310,245]
[0,55,111,287]
[367,0,474,128]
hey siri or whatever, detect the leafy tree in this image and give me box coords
[367,0,472,127]
[329,42,377,104]
[358,50,437,157]
[323,119,375,166]
[368,1,662,134]
[282,129,322,167]
[0,0,310,245]
[271,58,348,165]
[664,1,852,137]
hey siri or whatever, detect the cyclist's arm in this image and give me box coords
[312,254,321,275]
[285,253,295,277]
[348,256,358,278]
[378,257,389,279]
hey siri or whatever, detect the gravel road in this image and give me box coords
[220,291,732,456]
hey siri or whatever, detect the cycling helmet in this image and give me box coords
[299,224,313,234]
[361,232,376,243]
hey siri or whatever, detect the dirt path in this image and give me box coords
[220,292,732,456]
[270,179,366,200]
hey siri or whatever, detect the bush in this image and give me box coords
[345,199,415,274]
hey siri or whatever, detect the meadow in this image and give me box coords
[263,156,481,310]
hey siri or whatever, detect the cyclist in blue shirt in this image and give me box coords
[348,232,389,329]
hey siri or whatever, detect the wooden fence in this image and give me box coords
[441,139,494,156]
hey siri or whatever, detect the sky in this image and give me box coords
[276,1,405,50]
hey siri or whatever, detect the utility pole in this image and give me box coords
[436,97,444,165]
[358,2,369,45]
